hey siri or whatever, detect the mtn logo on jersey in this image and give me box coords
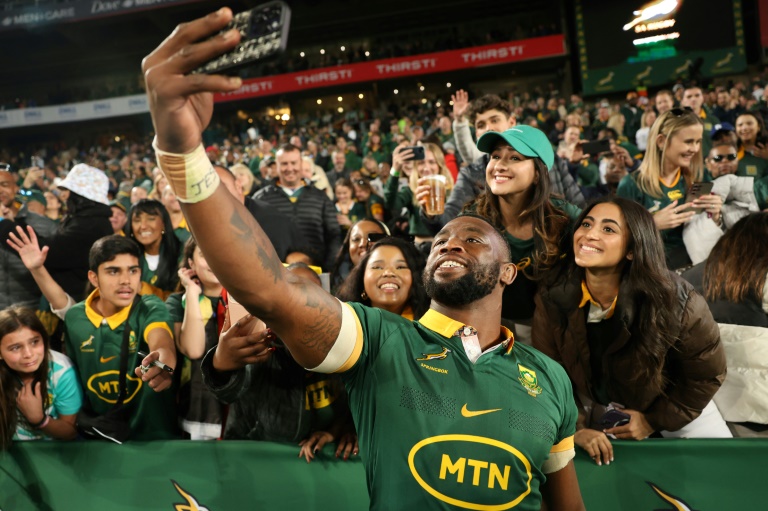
[172,480,211,511]
[649,482,698,511]
[518,364,542,397]
[86,370,142,404]
[408,434,532,509]
[417,347,451,361]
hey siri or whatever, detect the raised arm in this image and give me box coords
[7,225,73,317]
[142,8,342,368]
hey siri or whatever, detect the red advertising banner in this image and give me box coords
[760,0,768,48]
[214,35,566,103]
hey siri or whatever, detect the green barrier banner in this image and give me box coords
[2,439,766,510]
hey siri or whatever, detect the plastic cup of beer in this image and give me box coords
[424,174,447,216]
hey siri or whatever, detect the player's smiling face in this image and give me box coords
[88,254,141,317]
[424,217,516,306]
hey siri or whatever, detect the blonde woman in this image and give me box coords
[617,108,723,269]
[385,142,453,247]
[635,109,657,152]
[229,163,255,197]
[148,172,169,201]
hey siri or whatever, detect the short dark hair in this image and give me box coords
[468,95,512,124]
[277,143,301,155]
[89,235,141,271]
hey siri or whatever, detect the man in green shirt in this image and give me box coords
[142,9,586,510]
[682,85,721,157]
[64,235,178,440]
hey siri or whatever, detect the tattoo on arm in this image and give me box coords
[229,207,283,284]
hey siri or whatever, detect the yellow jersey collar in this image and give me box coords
[660,168,681,188]
[84,289,134,330]
[178,217,188,230]
[579,281,616,319]
[418,308,515,353]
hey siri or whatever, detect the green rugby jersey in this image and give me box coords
[340,303,577,510]
[737,151,768,180]
[617,170,702,254]
[64,290,179,440]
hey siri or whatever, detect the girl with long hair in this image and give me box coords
[532,196,729,467]
[336,237,428,320]
[617,108,723,269]
[734,111,768,179]
[452,126,581,323]
[166,237,227,439]
[352,178,386,222]
[125,199,181,300]
[683,211,768,326]
[0,306,82,449]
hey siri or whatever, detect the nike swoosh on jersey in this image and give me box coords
[461,404,502,418]
[100,356,117,363]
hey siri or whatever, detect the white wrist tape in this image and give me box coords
[152,139,220,203]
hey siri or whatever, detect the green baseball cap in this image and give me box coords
[16,189,47,207]
[476,125,555,170]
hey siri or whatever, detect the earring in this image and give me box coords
[361,291,368,300]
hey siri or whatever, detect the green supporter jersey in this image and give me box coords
[755,175,768,210]
[64,291,179,440]
[737,151,768,179]
[617,170,702,253]
[341,303,577,510]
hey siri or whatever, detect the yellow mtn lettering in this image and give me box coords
[420,363,448,374]
[86,370,142,404]
[408,434,532,509]
[305,380,337,410]
[439,454,511,490]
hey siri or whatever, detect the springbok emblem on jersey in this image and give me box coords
[417,347,451,361]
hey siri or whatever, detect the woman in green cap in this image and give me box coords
[435,125,581,324]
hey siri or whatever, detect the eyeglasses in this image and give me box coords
[711,154,737,162]
[669,107,694,117]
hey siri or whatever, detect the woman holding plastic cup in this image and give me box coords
[384,142,453,252]
[461,126,582,325]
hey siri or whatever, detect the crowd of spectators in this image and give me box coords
[1,62,768,469]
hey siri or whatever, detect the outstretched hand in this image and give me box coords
[142,7,244,153]
[452,89,471,120]
[7,225,48,271]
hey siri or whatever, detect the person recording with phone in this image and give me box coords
[532,197,730,467]
[384,142,453,253]
[617,108,723,269]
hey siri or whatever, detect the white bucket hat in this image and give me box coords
[58,164,109,205]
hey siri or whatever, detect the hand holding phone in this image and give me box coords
[402,146,425,161]
[685,182,715,214]
[192,1,291,75]
[580,138,611,156]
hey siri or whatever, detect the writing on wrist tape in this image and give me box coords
[152,140,220,203]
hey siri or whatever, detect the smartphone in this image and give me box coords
[227,293,250,325]
[598,409,631,429]
[580,138,611,156]
[192,1,291,75]
[685,182,714,206]
[403,146,425,161]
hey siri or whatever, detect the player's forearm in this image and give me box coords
[180,187,342,368]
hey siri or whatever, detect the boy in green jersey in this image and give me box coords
[63,235,178,440]
[142,10,586,508]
